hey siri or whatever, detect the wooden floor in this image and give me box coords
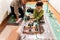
[6,27,20,40]
[0,25,18,40]
[0,14,19,33]
[0,15,10,33]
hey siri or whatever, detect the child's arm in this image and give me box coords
[33,9,37,19]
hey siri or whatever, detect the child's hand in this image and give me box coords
[32,19,36,21]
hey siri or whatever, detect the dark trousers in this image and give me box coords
[18,8,24,19]
[10,6,17,19]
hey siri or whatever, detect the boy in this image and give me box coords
[33,1,44,22]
